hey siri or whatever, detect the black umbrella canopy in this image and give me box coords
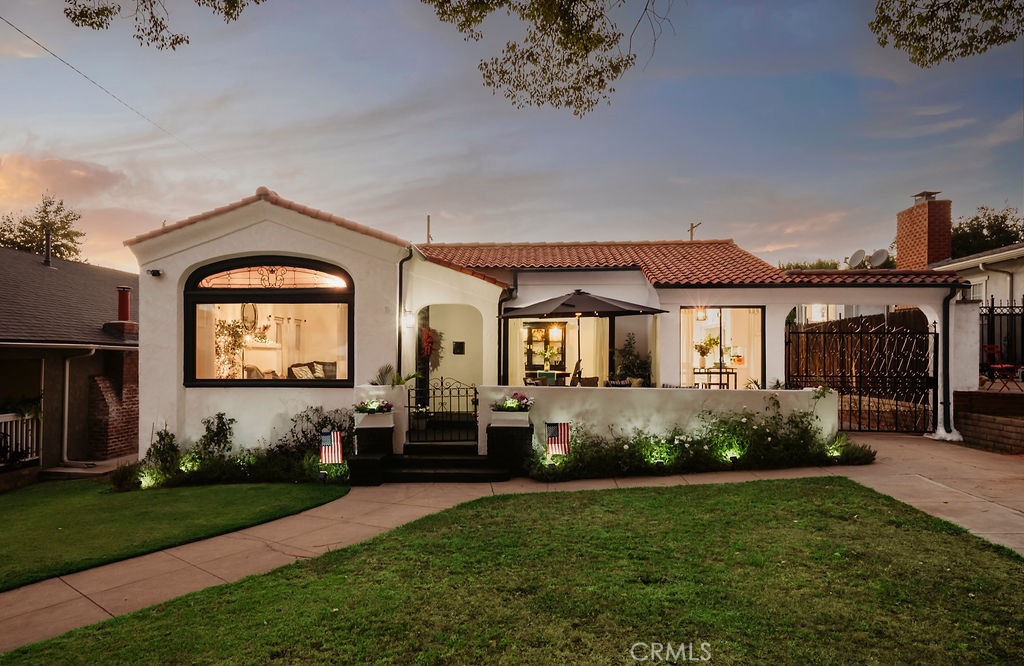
[500,289,667,319]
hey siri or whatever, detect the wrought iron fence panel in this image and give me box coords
[786,319,937,432]
[407,377,478,443]
[979,300,1023,367]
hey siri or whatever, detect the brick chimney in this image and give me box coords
[895,191,952,269]
[102,286,139,340]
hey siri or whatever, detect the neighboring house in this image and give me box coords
[931,242,1024,305]
[126,187,975,452]
[0,247,139,475]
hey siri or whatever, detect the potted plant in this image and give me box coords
[353,399,395,429]
[410,405,430,430]
[491,392,533,427]
[693,334,720,369]
[539,347,559,371]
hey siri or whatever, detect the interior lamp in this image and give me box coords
[549,325,563,341]
[695,307,707,321]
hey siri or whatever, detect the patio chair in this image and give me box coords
[982,345,1021,392]
[568,359,582,387]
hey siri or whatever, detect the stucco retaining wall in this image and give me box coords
[477,386,838,455]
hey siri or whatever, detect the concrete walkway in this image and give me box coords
[2,433,1022,653]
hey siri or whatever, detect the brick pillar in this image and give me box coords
[896,195,952,269]
[87,351,139,460]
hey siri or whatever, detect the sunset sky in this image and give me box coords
[0,1,1021,272]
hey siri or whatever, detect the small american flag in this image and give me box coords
[320,430,344,464]
[546,422,570,456]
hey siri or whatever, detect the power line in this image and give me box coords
[0,12,208,160]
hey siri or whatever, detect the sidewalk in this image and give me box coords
[2,433,1022,652]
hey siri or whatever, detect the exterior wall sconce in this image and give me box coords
[401,310,416,328]
[147,269,163,277]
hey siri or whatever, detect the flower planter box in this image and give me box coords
[354,412,395,429]
[490,411,531,427]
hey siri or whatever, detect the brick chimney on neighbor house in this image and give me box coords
[895,191,952,269]
[101,286,139,340]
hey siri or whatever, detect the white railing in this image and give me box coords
[0,412,40,466]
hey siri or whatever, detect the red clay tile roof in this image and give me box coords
[415,240,785,287]
[777,269,968,286]
[125,187,409,248]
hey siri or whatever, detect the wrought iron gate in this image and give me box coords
[785,322,938,432]
[407,377,478,443]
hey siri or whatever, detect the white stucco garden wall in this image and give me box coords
[129,200,409,453]
[477,386,839,455]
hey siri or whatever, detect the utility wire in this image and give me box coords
[0,12,208,160]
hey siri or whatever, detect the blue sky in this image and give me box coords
[0,0,1020,271]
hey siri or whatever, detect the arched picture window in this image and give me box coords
[184,257,354,386]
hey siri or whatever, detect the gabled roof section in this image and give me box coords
[415,240,785,287]
[125,187,410,248]
[930,242,1024,270]
[0,247,139,347]
[777,269,968,286]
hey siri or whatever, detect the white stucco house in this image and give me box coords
[126,188,977,453]
[931,242,1024,305]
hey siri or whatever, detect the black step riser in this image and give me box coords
[403,444,478,456]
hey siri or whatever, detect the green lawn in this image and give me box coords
[0,478,347,592]
[4,477,1021,665]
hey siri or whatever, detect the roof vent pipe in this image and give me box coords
[117,286,132,321]
[43,228,52,267]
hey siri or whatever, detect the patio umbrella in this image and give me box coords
[501,289,666,378]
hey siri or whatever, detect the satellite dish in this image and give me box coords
[848,249,866,269]
[869,249,890,267]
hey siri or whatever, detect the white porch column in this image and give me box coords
[655,308,681,386]
[764,304,793,387]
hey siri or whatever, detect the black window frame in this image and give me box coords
[184,256,355,388]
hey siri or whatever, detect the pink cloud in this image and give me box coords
[0,153,127,209]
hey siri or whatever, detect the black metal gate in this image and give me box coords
[785,320,938,432]
[980,299,1022,367]
[407,377,478,443]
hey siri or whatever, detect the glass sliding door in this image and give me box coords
[680,307,763,389]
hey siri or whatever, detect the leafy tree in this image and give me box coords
[779,259,841,270]
[0,194,87,261]
[870,0,1024,67]
[951,204,1024,258]
[61,1,1023,115]
[64,0,266,50]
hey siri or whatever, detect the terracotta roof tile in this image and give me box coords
[415,240,784,287]
[125,187,410,248]
[778,269,968,286]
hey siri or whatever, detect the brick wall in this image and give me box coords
[88,351,139,460]
[953,391,1024,454]
[896,199,952,269]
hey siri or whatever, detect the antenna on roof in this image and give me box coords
[43,228,52,267]
[869,249,890,267]
[426,214,433,244]
[688,221,702,241]
[847,249,866,269]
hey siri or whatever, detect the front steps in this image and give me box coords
[350,441,511,485]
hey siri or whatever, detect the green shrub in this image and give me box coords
[194,412,236,459]
[836,438,877,465]
[528,390,874,482]
[274,406,354,459]
[109,462,142,492]
[145,426,181,478]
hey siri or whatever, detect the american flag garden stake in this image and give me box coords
[320,430,344,464]
[546,422,570,456]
